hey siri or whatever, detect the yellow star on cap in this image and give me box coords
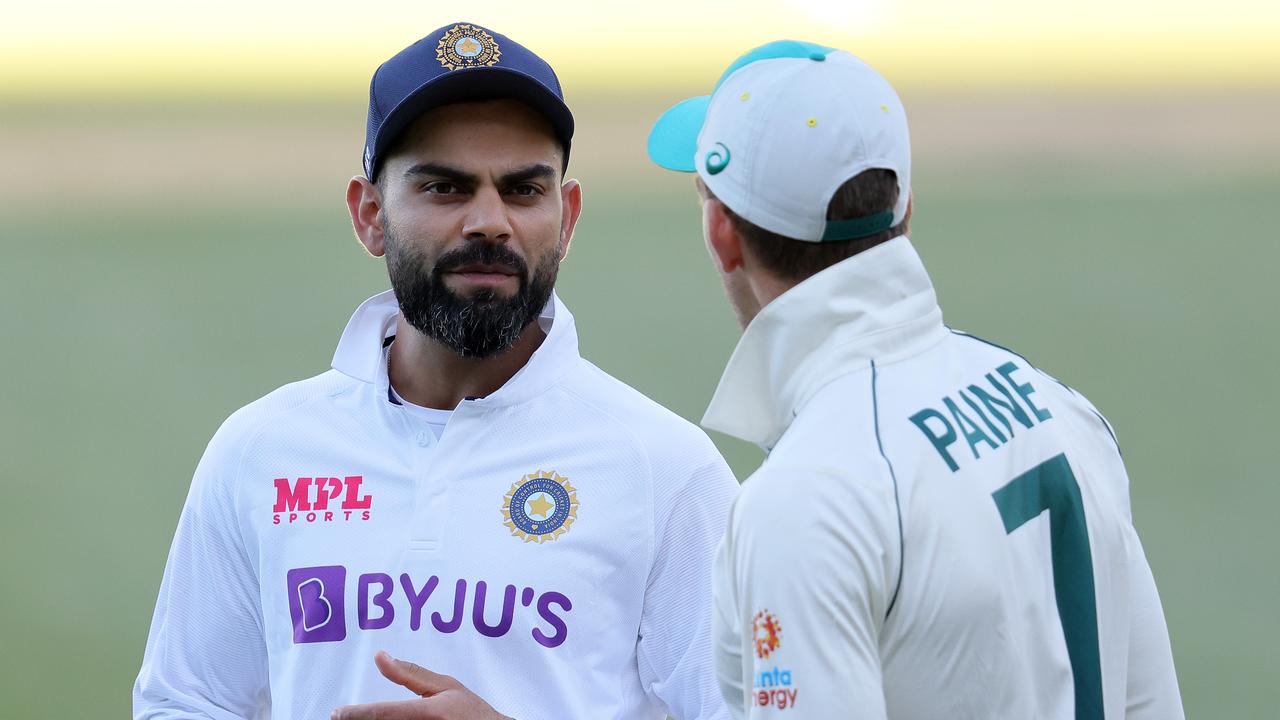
[458,37,481,55]
[527,493,554,519]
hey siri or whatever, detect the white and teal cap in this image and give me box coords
[647,40,910,242]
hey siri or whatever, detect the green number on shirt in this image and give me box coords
[991,453,1104,720]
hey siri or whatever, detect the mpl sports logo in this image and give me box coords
[273,476,373,525]
[286,565,573,649]
[753,608,799,710]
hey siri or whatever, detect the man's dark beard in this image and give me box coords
[385,230,559,359]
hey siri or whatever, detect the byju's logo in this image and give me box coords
[287,566,347,643]
[273,476,373,525]
[283,565,573,649]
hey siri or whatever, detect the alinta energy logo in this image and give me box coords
[752,608,798,710]
[273,476,373,525]
[753,608,782,659]
[286,565,573,649]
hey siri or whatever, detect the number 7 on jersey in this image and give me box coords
[992,453,1104,720]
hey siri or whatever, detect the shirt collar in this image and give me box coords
[701,236,947,449]
[331,289,580,408]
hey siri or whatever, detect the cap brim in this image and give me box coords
[373,67,575,179]
[646,95,711,173]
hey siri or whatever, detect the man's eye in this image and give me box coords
[509,184,542,197]
[425,182,459,194]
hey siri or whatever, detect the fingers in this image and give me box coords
[374,650,458,697]
[331,698,434,720]
[331,652,466,719]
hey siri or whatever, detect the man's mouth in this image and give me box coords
[451,263,517,275]
[445,263,520,287]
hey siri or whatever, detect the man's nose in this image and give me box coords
[461,186,513,242]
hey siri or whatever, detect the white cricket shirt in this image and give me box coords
[135,290,738,720]
[706,238,1183,719]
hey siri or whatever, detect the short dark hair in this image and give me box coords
[711,169,907,281]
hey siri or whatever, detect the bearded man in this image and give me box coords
[134,23,737,720]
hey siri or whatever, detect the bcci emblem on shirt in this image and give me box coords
[503,470,578,543]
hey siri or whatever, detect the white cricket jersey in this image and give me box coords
[135,289,738,720]
[705,237,1183,719]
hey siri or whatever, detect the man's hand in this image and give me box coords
[331,651,512,720]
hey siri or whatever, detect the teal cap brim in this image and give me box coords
[646,95,711,173]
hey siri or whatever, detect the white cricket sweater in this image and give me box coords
[707,237,1183,719]
[135,290,738,720]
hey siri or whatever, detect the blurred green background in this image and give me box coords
[2,3,1279,716]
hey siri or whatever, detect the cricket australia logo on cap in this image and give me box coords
[502,470,578,543]
[436,24,501,71]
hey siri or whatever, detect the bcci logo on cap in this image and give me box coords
[503,470,578,543]
[436,24,501,71]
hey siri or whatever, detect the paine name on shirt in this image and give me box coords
[908,360,1053,472]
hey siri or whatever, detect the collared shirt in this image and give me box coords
[707,237,1183,719]
[135,289,738,720]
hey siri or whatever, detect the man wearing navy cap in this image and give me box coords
[134,23,736,720]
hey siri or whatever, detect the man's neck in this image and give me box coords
[388,315,548,410]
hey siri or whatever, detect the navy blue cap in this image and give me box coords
[363,22,574,181]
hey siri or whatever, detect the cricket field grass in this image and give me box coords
[1,91,1276,717]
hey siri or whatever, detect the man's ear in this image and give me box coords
[558,178,583,261]
[346,176,386,257]
[704,198,745,274]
